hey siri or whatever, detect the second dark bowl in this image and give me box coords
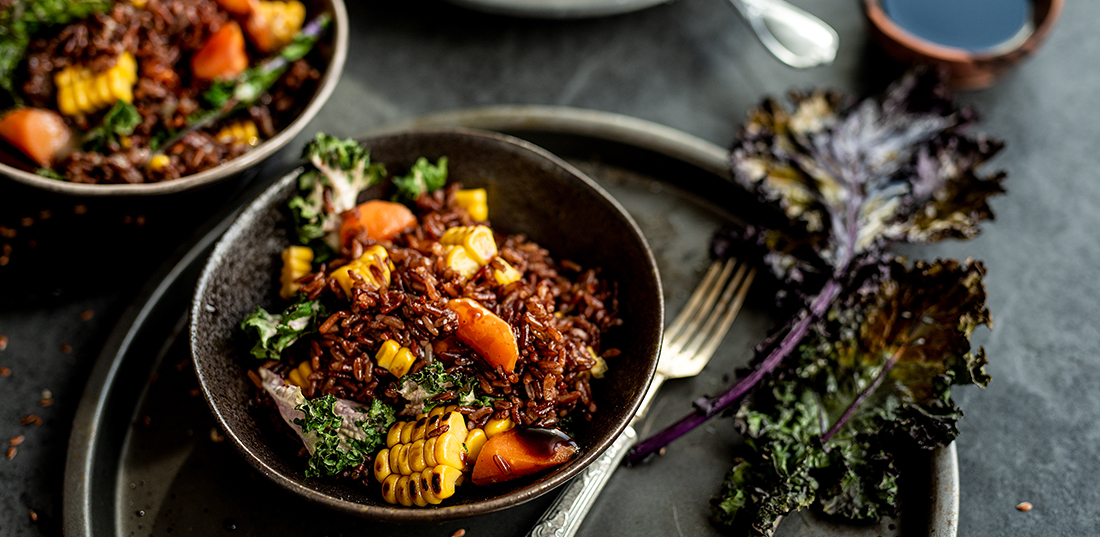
[188,128,663,522]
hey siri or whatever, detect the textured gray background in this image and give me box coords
[1,0,1099,535]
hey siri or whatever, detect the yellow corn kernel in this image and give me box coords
[395,475,414,507]
[422,436,438,468]
[427,465,463,500]
[55,51,138,116]
[331,245,392,297]
[419,468,443,505]
[427,404,457,419]
[255,0,307,50]
[147,154,171,172]
[286,361,313,388]
[373,448,392,482]
[483,417,514,438]
[438,410,469,443]
[400,419,417,445]
[131,0,147,7]
[407,439,428,473]
[386,421,404,448]
[464,428,488,465]
[279,245,313,300]
[440,225,497,265]
[491,257,523,286]
[587,346,608,379]
[433,431,466,470]
[443,245,480,280]
[380,474,400,504]
[410,416,429,442]
[407,473,429,507]
[375,339,416,378]
[454,188,488,221]
[216,120,260,147]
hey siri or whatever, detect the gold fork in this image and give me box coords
[528,257,756,537]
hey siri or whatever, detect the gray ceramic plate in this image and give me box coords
[445,0,674,18]
[64,106,958,536]
[0,0,348,196]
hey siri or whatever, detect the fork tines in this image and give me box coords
[662,257,756,366]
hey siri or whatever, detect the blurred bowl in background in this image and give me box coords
[0,0,347,196]
[862,0,1064,90]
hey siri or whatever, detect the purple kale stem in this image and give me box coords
[820,346,902,443]
[626,278,844,466]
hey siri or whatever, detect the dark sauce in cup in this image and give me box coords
[881,0,1034,52]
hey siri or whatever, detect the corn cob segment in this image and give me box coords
[332,245,392,297]
[285,360,313,389]
[375,340,416,378]
[443,245,481,279]
[490,257,523,286]
[453,188,488,221]
[216,120,261,148]
[55,52,138,117]
[374,409,471,506]
[440,225,497,265]
[279,245,314,299]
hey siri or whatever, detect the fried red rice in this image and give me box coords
[253,184,622,482]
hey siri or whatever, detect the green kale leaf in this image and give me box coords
[82,100,141,152]
[240,299,323,360]
[711,258,990,534]
[289,133,385,249]
[294,394,395,478]
[398,360,495,415]
[391,156,448,203]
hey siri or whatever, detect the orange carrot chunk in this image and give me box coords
[216,0,256,15]
[471,428,578,486]
[0,108,73,167]
[446,298,519,374]
[338,200,418,245]
[191,22,249,82]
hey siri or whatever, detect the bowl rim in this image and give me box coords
[189,126,663,522]
[862,0,1065,62]
[0,0,349,197]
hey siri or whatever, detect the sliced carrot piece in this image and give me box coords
[446,298,519,374]
[216,0,256,15]
[471,428,577,486]
[191,22,249,82]
[0,108,73,167]
[338,200,418,245]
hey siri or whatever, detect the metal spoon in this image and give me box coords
[728,0,839,68]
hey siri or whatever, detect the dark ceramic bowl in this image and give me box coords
[0,0,347,196]
[189,128,663,522]
[863,0,1064,90]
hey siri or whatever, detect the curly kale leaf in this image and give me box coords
[719,68,1005,295]
[82,100,141,152]
[294,394,395,478]
[240,299,324,360]
[391,156,448,203]
[711,258,990,534]
[289,133,385,249]
[629,69,1003,469]
[398,360,495,415]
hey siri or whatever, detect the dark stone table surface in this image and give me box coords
[2,1,1098,535]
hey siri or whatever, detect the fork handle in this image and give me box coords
[527,425,637,537]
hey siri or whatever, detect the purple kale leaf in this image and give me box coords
[711,258,990,534]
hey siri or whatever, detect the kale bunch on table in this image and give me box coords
[625,68,1006,534]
